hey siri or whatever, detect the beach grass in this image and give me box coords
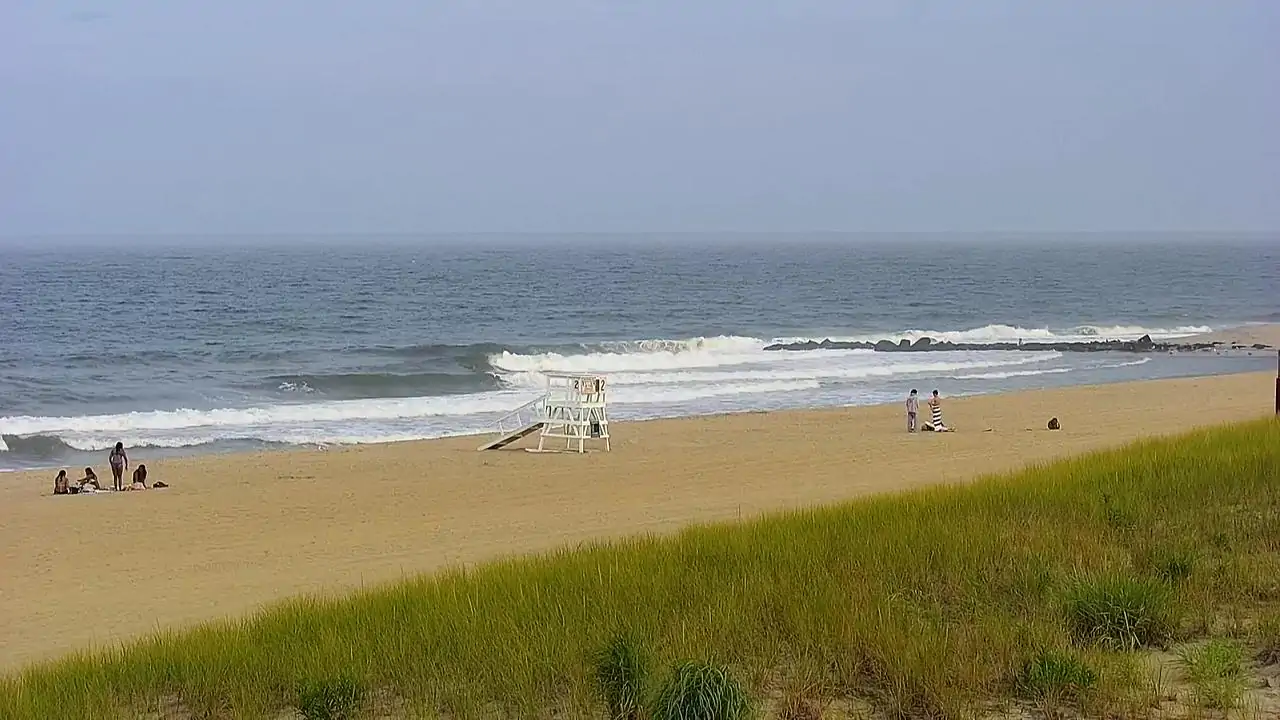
[1,418,1277,719]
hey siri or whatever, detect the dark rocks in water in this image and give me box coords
[760,333,1252,355]
[1047,417,1061,430]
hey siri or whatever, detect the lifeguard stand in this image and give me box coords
[536,372,610,453]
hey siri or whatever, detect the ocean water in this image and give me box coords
[1,234,1276,471]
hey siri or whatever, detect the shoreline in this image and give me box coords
[2,371,1276,672]
[1,345,1273,474]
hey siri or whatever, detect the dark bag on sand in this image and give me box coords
[153,481,169,488]
[1047,417,1061,430]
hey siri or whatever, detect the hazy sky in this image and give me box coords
[3,1,1278,235]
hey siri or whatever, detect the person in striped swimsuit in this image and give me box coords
[928,389,952,432]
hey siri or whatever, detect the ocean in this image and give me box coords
[1,233,1276,471]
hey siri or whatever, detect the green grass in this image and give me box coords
[1177,639,1247,710]
[1017,650,1097,704]
[1256,612,1280,665]
[1063,576,1177,651]
[297,675,365,720]
[1,419,1278,719]
[595,635,650,720]
[651,662,751,720]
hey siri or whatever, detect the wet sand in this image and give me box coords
[1,371,1276,672]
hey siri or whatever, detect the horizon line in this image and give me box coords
[3,229,1278,240]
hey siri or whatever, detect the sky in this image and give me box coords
[2,1,1278,235]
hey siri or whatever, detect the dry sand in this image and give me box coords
[2,371,1277,672]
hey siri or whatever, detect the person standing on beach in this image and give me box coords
[108,442,128,491]
[906,389,920,432]
[928,390,949,431]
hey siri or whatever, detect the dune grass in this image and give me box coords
[1177,639,1247,711]
[2,419,1278,719]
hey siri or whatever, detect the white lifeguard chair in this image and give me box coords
[536,372,610,453]
[476,372,611,453]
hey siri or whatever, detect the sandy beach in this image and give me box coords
[2,371,1276,673]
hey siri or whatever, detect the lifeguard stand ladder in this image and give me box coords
[536,372,611,453]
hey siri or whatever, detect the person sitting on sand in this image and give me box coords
[53,470,70,495]
[79,467,101,491]
[130,464,148,490]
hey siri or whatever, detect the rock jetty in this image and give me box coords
[762,334,1275,354]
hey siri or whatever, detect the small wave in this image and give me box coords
[951,357,1152,381]
[950,368,1076,381]
[489,335,769,375]
[266,371,501,399]
[0,392,533,439]
[0,433,77,457]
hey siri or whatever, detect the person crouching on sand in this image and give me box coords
[130,464,148,490]
[80,467,100,491]
[906,389,920,432]
[108,442,128,491]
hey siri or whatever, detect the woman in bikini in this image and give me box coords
[130,464,148,490]
[53,470,70,495]
[108,442,128,491]
[80,467,100,491]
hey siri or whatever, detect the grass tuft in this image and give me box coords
[595,634,651,720]
[1148,546,1198,584]
[1101,493,1138,532]
[1255,612,1280,665]
[778,695,822,720]
[1064,575,1178,651]
[1177,639,1247,710]
[652,662,751,720]
[297,675,365,720]
[1017,649,1097,704]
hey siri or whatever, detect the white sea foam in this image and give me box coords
[775,324,1212,346]
[950,357,1152,381]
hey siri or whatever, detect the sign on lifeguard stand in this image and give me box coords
[536,372,611,453]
